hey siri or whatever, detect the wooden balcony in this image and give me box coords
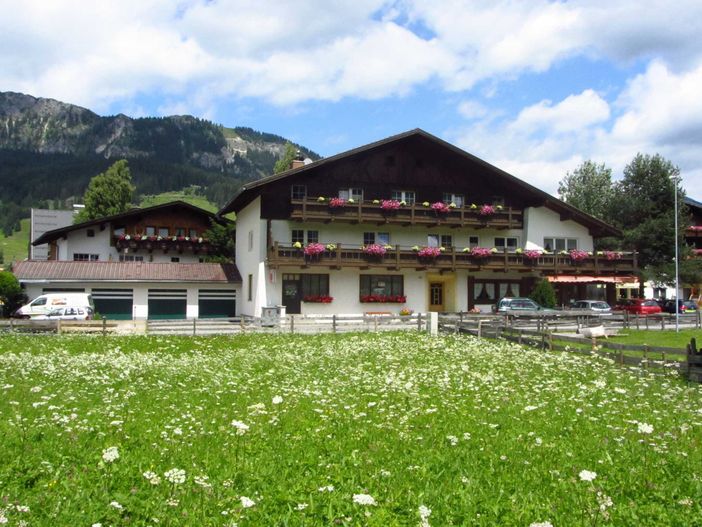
[268,242,638,275]
[114,236,213,254]
[290,198,523,229]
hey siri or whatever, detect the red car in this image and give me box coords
[614,299,662,315]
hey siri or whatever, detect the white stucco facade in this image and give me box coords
[523,206,593,252]
[55,226,204,263]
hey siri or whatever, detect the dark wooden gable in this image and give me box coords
[260,133,542,219]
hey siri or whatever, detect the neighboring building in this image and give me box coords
[29,208,76,260]
[219,129,636,316]
[15,201,241,319]
[32,201,223,264]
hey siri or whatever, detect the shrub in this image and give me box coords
[529,278,556,308]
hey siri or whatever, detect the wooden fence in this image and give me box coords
[439,313,697,381]
[0,318,121,335]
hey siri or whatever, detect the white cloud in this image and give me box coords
[510,90,610,135]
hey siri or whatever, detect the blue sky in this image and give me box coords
[2,0,702,197]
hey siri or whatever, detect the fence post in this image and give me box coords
[591,336,597,351]
[290,315,295,334]
[332,314,337,334]
[9,318,14,333]
[478,320,483,338]
[548,332,553,351]
[518,329,522,345]
[374,316,378,333]
[57,319,62,334]
[661,316,665,330]
[103,318,107,337]
[643,345,649,369]
[417,313,422,331]
[193,318,197,336]
[240,316,245,333]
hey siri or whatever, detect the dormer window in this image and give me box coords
[391,190,415,204]
[443,193,464,207]
[291,184,307,200]
[339,188,363,201]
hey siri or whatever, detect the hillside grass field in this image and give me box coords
[0,332,700,526]
[0,217,30,265]
[138,190,218,213]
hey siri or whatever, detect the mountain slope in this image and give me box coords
[0,91,319,235]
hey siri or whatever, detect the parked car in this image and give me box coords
[572,300,612,313]
[613,299,662,315]
[661,299,699,314]
[14,293,94,318]
[33,306,94,321]
[494,297,549,313]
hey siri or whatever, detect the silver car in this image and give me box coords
[572,300,612,313]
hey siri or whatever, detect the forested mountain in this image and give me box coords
[0,92,319,235]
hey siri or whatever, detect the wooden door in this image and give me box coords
[429,282,444,312]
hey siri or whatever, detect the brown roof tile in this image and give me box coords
[13,260,242,283]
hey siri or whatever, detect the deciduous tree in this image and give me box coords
[75,159,135,222]
[557,160,614,221]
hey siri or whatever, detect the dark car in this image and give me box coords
[662,299,699,314]
[494,297,549,314]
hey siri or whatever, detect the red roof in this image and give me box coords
[13,260,241,283]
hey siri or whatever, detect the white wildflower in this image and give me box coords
[295,503,308,510]
[164,468,186,484]
[194,475,212,488]
[579,470,597,482]
[637,422,654,434]
[524,405,539,412]
[446,435,458,446]
[318,485,335,492]
[353,494,377,506]
[231,420,250,435]
[143,471,161,485]
[101,446,119,463]
[240,496,256,508]
[272,395,283,405]
[529,522,554,527]
[419,504,431,526]
[109,501,123,510]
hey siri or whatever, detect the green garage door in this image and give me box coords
[148,289,187,320]
[198,289,236,318]
[92,289,133,320]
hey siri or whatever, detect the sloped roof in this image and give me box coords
[33,201,226,246]
[218,128,619,237]
[13,260,242,283]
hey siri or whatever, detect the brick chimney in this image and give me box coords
[291,150,305,169]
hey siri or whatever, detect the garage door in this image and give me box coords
[92,289,133,320]
[148,289,187,320]
[198,289,236,318]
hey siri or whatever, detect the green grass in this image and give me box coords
[608,329,702,349]
[0,332,700,526]
[138,191,218,212]
[0,218,30,266]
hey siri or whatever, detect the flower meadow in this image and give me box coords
[0,332,701,526]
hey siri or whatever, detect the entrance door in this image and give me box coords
[429,282,444,312]
[282,274,302,314]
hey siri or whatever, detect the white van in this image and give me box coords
[15,293,94,319]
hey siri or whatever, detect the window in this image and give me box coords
[363,232,389,245]
[87,229,95,237]
[114,226,126,236]
[291,184,307,199]
[292,230,317,244]
[158,227,169,237]
[494,237,518,251]
[145,226,156,236]
[73,253,99,261]
[247,274,253,301]
[301,274,329,296]
[543,237,577,252]
[292,230,305,244]
[248,230,254,251]
[428,234,452,247]
[360,275,404,297]
[171,257,180,263]
[443,193,464,207]
[468,235,480,248]
[339,187,363,201]
[189,228,198,238]
[31,297,47,307]
[175,227,186,237]
[471,279,520,303]
[391,190,416,204]
[119,255,144,262]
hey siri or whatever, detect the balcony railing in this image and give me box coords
[268,242,637,275]
[290,198,523,229]
[114,235,213,254]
